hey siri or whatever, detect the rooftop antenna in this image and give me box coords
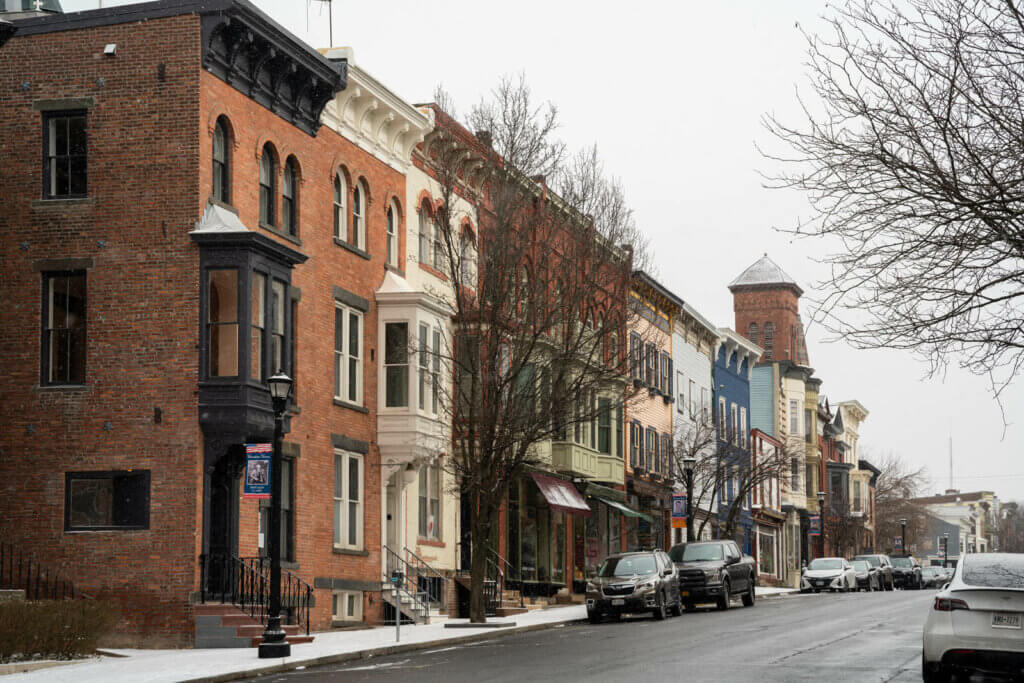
[308,0,334,47]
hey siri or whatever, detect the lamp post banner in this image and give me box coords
[244,443,272,499]
[671,493,687,529]
[808,514,820,536]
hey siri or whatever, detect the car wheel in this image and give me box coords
[653,592,667,621]
[587,611,602,624]
[742,578,755,607]
[717,579,730,611]
[671,594,684,617]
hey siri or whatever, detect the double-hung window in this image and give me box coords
[386,203,398,267]
[351,182,365,250]
[718,396,727,440]
[645,427,657,471]
[676,372,685,413]
[629,333,642,380]
[212,117,230,203]
[789,399,800,434]
[630,422,641,467]
[334,451,363,550]
[597,398,612,454]
[418,209,431,266]
[333,174,347,240]
[259,145,276,226]
[417,324,442,415]
[660,352,671,394]
[730,404,738,445]
[418,463,441,540]
[207,269,239,377]
[43,110,87,198]
[645,344,656,386]
[270,281,286,374]
[384,322,409,407]
[334,303,362,405]
[740,407,748,450]
[251,273,266,380]
[42,271,87,385]
[281,158,298,237]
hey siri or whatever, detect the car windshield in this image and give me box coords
[598,555,657,577]
[891,557,913,568]
[809,559,843,570]
[668,545,686,562]
[681,544,724,562]
[856,555,881,567]
[962,555,1024,589]
[852,561,870,571]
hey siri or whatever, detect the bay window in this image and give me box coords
[207,269,239,377]
[384,322,409,407]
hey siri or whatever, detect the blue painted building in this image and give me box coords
[713,329,763,555]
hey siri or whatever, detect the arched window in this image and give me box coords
[748,322,759,347]
[259,144,277,226]
[386,201,398,267]
[333,173,347,241]
[351,181,365,250]
[418,205,431,265]
[212,117,230,203]
[763,322,774,360]
[282,157,298,236]
[459,230,476,283]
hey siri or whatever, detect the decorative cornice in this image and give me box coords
[201,2,346,137]
[319,49,431,172]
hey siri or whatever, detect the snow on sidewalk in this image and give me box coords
[7,605,588,683]
[755,586,798,597]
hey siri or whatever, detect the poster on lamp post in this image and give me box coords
[243,443,272,499]
[671,493,687,529]
[808,514,821,536]
[894,536,904,551]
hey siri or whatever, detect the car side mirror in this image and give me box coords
[727,556,739,565]
[662,569,673,577]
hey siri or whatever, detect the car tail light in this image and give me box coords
[934,597,970,611]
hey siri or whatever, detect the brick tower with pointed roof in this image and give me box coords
[729,254,809,364]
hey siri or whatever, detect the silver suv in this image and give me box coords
[585,551,681,623]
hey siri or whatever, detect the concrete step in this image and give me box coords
[220,614,260,627]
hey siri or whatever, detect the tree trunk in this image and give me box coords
[468,495,494,624]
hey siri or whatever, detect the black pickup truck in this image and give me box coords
[668,540,757,611]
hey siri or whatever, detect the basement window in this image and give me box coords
[332,591,362,622]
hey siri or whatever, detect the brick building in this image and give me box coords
[0,0,437,645]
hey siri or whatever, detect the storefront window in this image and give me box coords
[552,511,565,583]
[759,531,775,576]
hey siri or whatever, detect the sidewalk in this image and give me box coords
[754,586,798,598]
[4,605,588,683]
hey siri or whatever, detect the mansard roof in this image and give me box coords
[729,254,803,296]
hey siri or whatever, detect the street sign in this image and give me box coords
[671,493,687,529]
[243,443,272,499]
[809,514,820,536]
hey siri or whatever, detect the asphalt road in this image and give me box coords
[272,589,935,683]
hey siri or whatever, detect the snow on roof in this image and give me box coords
[729,254,803,295]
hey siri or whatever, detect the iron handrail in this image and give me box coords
[488,547,523,608]
[199,553,313,637]
[403,546,448,610]
[0,542,79,600]
[383,546,431,621]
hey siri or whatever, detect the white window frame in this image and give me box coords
[352,180,366,250]
[740,407,747,449]
[789,399,800,434]
[730,403,738,445]
[334,303,363,406]
[384,321,410,408]
[676,371,685,413]
[718,396,727,439]
[386,201,398,267]
[332,590,363,622]
[334,450,364,550]
[689,380,696,419]
[333,172,347,240]
[418,463,442,540]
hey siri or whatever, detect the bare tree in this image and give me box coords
[823,492,865,558]
[420,76,650,622]
[718,437,796,539]
[670,419,721,541]
[999,502,1024,553]
[871,452,930,553]
[764,0,1024,404]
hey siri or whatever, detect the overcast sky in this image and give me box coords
[67,0,1024,500]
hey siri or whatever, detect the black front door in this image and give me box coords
[205,444,242,594]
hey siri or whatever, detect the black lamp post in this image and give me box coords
[817,490,826,559]
[899,518,907,556]
[683,456,696,542]
[942,532,949,569]
[259,371,292,659]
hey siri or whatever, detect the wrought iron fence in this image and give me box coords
[0,542,78,601]
[199,553,312,636]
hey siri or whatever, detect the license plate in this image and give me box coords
[992,613,1021,629]
[680,591,689,597]
[611,599,625,606]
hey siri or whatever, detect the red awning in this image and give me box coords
[530,473,592,516]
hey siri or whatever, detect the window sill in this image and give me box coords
[420,263,449,282]
[259,222,302,246]
[36,383,90,392]
[417,538,445,548]
[333,398,369,414]
[333,547,369,557]
[65,526,148,533]
[32,197,94,208]
[333,238,370,261]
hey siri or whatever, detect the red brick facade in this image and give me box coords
[0,6,405,645]
[732,286,803,363]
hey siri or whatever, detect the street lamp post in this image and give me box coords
[899,518,907,556]
[259,372,292,659]
[683,456,696,543]
[817,491,826,559]
[942,532,949,569]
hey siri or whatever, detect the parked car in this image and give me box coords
[585,550,681,623]
[669,540,756,611]
[891,555,922,589]
[800,557,857,593]
[920,566,948,589]
[851,559,881,591]
[853,554,895,591]
[922,553,1024,682]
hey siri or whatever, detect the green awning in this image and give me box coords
[592,495,654,523]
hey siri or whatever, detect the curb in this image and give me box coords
[181,616,588,683]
